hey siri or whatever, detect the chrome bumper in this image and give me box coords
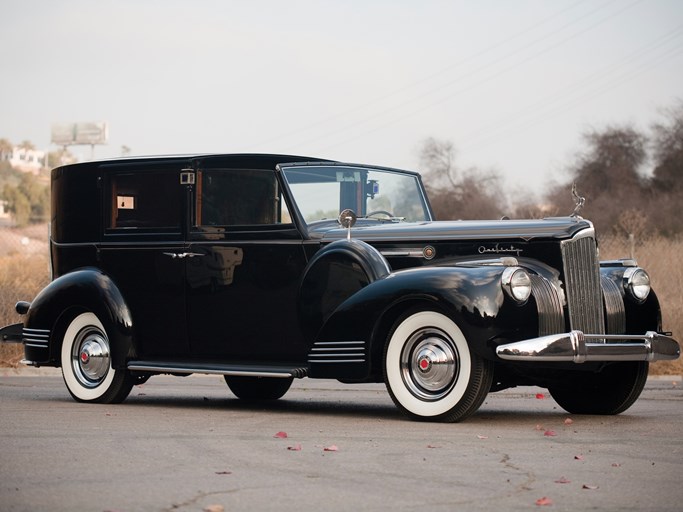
[496,331,680,363]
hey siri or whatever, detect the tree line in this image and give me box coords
[1,101,682,234]
[420,101,683,238]
[0,138,72,227]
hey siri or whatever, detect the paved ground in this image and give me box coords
[1,369,682,512]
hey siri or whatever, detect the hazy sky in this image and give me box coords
[1,0,681,198]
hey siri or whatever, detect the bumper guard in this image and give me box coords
[496,331,680,363]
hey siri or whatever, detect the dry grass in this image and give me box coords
[600,235,683,375]
[1,230,681,374]
[0,252,50,366]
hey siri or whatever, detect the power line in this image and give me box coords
[282,0,644,154]
[251,0,608,148]
[457,25,683,152]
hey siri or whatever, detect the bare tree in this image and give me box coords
[418,137,505,220]
[647,101,683,235]
[545,125,650,234]
[651,101,683,192]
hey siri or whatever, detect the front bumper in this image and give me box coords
[496,331,680,363]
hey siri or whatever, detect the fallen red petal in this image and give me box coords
[544,430,557,437]
[287,444,302,451]
[273,431,288,439]
[554,477,571,484]
[323,445,339,452]
[535,393,545,399]
[535,496,553,506]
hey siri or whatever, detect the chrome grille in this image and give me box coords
[561,233,605,335]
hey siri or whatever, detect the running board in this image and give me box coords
[127,360,308,379]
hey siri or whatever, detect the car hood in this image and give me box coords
[309,217,593,242]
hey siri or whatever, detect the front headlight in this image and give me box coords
[623,267,650,302]
[502,267,531,304]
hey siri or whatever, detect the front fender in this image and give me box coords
[308,265,525,379]
[298,239,390,343]
[600,265,663,333]
[24,268,135,368]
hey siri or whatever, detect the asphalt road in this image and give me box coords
[1,369,682,512]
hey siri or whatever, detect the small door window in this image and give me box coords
[107,171,182,231]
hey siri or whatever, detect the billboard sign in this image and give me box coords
[51,122,108,146]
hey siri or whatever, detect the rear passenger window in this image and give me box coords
[107,172,182,231]
[196,169,291,227]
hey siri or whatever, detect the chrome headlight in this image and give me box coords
[623,267,650,303]
[502,267,531,304]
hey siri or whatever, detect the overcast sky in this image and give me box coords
[1,0,681,199]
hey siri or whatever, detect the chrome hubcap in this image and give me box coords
[72,328,110,388]
[400,328,459,401]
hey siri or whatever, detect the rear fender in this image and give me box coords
[24,268,135,368]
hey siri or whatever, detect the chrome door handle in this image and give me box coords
[163,252,204,259]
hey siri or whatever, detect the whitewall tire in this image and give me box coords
[383,310,492,422]
[60,312,133,403]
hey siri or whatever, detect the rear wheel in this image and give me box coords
[383,309,493,422]
[60,312,134,403]
[224,376,292,400]
[548,361,648,415]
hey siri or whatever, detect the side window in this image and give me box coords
[107,171,182,231]
[196,169,291,227]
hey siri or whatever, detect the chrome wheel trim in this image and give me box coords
[385,311,472,418]
[71,328,111,388]
[400,328,459,401]
[61,312,117,401]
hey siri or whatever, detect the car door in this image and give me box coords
[98,161,192,358]
[186,165,309,362]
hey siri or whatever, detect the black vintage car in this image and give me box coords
[1,154,679,422]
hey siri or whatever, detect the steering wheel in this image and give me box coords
[365,210,395,219]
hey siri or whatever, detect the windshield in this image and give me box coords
[281,165,431,225]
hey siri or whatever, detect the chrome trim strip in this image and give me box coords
[601,275,626,334]
[127,363,295,378]
[530,274,564,336]
[25,343,49,349]
[307,359,366,364]
[496,331,680,363]
[307,340,367,364]
[23,339,49,344]
[380,248,427,258]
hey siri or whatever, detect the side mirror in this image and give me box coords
[338,209,357,239]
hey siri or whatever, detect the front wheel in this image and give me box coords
[224,376,293,400]
[60,312,134,403]
[383,310,493,422]
[548,362,648,415]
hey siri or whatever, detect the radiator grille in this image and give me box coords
[561,234,605,335]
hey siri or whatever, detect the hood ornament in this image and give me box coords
[570,183,585,218]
